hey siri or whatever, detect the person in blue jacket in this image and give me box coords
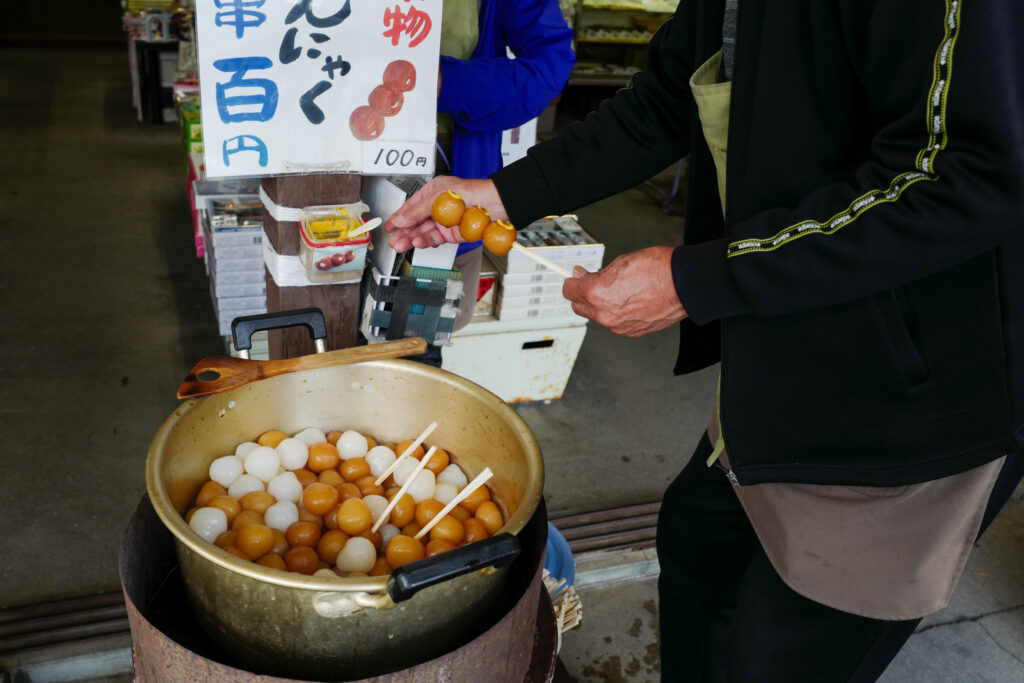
[411,0,574,365]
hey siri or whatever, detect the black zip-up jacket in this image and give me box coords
[494,0,1024,486]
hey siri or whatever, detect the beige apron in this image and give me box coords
[689,51,731,215]
[690,51,731,467]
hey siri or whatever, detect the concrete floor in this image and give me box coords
[1,46,1022,681]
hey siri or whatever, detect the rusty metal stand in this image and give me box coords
[119,495,553,682]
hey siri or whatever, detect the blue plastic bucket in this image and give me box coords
[543,522,575,586]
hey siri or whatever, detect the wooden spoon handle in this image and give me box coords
[178,337,427,399]
[261,337,427,377]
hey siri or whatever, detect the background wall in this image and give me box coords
[2,1,124,42]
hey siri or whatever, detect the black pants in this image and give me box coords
[656,432,1024,682]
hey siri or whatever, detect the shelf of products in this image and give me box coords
[577,28,653,44]
[122,6,194,124]
[570,0,677,86]
[186,154,267,344]
[581,0,678,12]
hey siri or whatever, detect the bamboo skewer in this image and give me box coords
[374,421,438,487]
[510,242,573,278]
[544,568,583,633]
[347,216,382,239]
[414,468,494,541]
[370,446,438,533]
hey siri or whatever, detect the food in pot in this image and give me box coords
[189,507,227,542]
[337,430,368,459]
[183,427,505,579]
[258,430,289,448]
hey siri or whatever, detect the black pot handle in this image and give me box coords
[387,533,521,604]
[231,308,328,355]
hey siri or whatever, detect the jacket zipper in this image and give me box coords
[717,0,750,488]
[713,459,741,486]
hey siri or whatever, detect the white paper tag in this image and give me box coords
[411,243,458,270]
[363,141,435,175]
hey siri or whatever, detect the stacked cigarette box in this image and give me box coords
[200,198,267,342]
[489,216,604,320]
[187,153,267,351]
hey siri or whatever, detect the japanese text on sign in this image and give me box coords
[196,0,441,178]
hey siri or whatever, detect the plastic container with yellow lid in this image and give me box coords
[299,204,372,283]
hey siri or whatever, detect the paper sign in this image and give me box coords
[363,140,436,174]
[195,0,441,179]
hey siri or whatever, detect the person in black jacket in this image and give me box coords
[385,1,1024,680]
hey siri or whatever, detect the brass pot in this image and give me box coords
[146,359,543,679]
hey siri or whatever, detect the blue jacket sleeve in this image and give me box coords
[438,0,575,132]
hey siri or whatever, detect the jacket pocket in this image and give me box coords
[873,288,930,388]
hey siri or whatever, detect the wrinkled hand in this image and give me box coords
[562,246,688,337]
[384,176,508,251]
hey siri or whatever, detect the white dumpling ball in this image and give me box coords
[276,437,309,470]
[406,470,436,503]
[293,427,327,446]
[393,458,420,487]
[228,473,265,499]
[437,464,468,489]
[264,500,299,532]
[380,523,401,548]
[189,507,228,543]
[209,455,244,488]
[235,441,260,459]
[267,471,302,503]
[335,537,376,573]
[433,482,459,506]
[314,567,340,579]
[337,430,369,460]
[365,446,397,478]
[245,446,281,483]
[362,494,388,521]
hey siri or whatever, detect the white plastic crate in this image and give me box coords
[442,315,588,402]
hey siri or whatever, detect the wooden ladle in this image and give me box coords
[177,337,427,399]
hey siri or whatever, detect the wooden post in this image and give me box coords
[261,174,363,359]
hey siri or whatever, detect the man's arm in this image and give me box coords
[493,0,700,224]
[673,0,1024,324]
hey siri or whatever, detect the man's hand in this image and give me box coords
[384,176,508,251]
[562,246,688,337]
